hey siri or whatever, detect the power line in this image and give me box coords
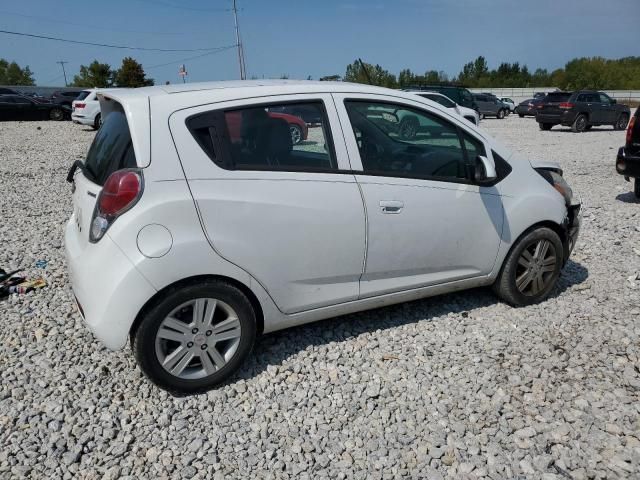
[0,10,186,35]
[0,29,230,52]
[145,45,238,70]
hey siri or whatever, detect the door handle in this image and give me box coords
[380,200,404,213]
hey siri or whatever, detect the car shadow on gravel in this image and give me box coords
[232,259,589,385]
[615,192,640,203]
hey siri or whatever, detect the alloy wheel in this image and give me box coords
[617,115,628,130]
[515,239,557,296]
[399,120,417,139]
[576,116,587,131]
[154,298,242,380]
[290,125,302,144]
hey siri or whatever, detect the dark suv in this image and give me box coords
[537,90,630,132]
[616,107,640,198]
[50,90,84,107]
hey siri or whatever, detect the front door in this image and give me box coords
[169,94,366,314]
[334,94,504,297]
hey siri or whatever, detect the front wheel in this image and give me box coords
[289,124,303,145]
[634,178,640,199]
[133,280,257,395]
[615,113,629,131]
[539,123,553,131]
[49,108,64,121]
[493,227,563,306]
[93,113,102,130]
[518,114,525,118]
[399,117,419,140]
[497,109,505,119]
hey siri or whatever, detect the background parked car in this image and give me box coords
[49,90,84,107]
[266,104,323,125]
[403,85,478,111]
[0,87,19,95]
[500,98,516,112]
[615,106,640,198]
[72,90,102,129]
[410,91,480,125]
[473,93,509,119]
[225,109,308,145]
[536,90,630,132]
[0,94,69,121]
[515,98,543,117]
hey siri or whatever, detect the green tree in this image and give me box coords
[113,57,154,87]
[71,60,113,88]
[0,59,35,85]
[344,59,396,88]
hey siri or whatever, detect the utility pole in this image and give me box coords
[56,61,69,86]
[232,0,246,80]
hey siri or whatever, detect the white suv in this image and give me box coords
[65,81,581,394]
[408,91,480,126]
[71,89,102,129]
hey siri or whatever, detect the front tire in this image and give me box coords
[133,280,257,395]
[518,114,525,118]
[493,227,563,306]
[49,108,64,121]
[289,124,303,145]
[572,114,588,133]
[93,113,102,130]
[615,113,629,131]
[497,109,505,119]
[399,117,419,140]
[634,178,640,199]
[539,123,553,131]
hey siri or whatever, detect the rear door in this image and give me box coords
[169,94,366,314]
[68,104,138,247]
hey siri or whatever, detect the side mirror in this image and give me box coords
[475,155,497,183]
[611,98,617,104]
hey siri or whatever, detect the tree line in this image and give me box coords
[0,57,153,88]
[342,56,640,90]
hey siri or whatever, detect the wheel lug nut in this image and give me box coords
[206,330,212,336]
[187,342,194,348]
[192,328,198,334]
[201,344,207,350]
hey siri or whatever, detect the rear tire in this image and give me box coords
[634,178,640,199]
[493,227,563,306]
[539,123,553,131]
[93,113,102,130]
[571,114,588,133]
[615,113,629,131]
[518,114,524,118]
[49,108,64,121]
[133,280,257,395]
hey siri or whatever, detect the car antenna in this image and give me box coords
[358,58,373,85]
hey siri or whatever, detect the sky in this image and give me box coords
[1,0,639,86]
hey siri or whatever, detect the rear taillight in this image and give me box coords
[75,102,86,109]
[559,102,574,110]
[89,169,143,243]
[627,116,636,144]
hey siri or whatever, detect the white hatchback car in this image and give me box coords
[65,80,581,394]
[71,89,102,129]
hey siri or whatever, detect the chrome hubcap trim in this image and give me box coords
[515,239,557,296]
[154,298,242,380]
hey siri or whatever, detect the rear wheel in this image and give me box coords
[518,114,524,118]
[49,108,64,121]
[493,227,563,306]
[571,114,588,133]
[634,178,640,199]
[615,113,629,131]
[539,123,553,131]
[133,280,257,395]
[93,113,102,130]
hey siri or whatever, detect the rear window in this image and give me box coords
[419,94,455,108]
[546,92,571,102]
[84,105,137,185]
[76,91,91,101]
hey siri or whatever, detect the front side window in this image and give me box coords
[344,100,485,182]
[187,101,336,172]
[598,93,612,104]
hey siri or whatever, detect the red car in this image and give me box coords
[225,110,308,145]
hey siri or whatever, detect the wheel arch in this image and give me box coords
[128,274,265,344]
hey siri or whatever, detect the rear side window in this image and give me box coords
[420,94,455,108]
[84,105,137,185]
[187,101,337,172]
[76,91,90,101]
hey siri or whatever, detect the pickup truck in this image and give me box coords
[537,90,630,132]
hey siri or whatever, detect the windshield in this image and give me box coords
[84,106,137,185]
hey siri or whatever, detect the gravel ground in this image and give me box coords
[1,116,639,479]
